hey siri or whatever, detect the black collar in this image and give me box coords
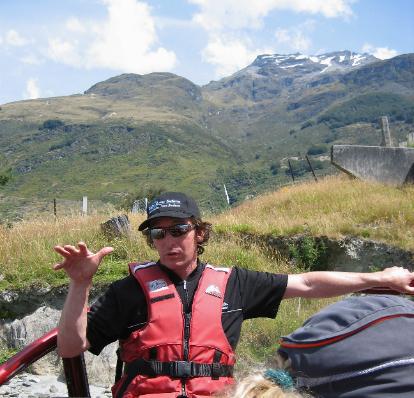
[157,260,205,284]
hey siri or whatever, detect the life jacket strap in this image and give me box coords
[125,358,234,379]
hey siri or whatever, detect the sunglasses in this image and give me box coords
[144,223,195,240]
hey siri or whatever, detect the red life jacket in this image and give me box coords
[112,262,236,398]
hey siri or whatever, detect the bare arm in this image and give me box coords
[284,266,414,299]
[53,242,113,358]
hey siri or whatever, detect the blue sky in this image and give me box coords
[0,0,413,104]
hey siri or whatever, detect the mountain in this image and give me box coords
[0,51,413,219]
[202,52,414,157]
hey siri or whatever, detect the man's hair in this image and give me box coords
[144,217,212,256]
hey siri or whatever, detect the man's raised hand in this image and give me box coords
[53,242,113,285]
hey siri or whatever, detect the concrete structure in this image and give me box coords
[331,145,414,186]
[379,116,394,147]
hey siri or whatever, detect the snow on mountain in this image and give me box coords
[251,51,378,73]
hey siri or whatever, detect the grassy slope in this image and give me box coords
[2,175,413,290]
[214,175,414,250]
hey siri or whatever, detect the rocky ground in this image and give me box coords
[0,372,112,398]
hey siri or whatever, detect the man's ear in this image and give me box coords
[196,229,204,243]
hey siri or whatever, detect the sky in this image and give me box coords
[0,0,413,105]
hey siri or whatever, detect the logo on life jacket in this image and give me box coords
[205,284,222,298]
[147,279,168,293]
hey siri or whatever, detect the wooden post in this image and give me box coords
[288,159,295,182]
[380,116,393,147]
[53,198,57,218]
[305,155,318,182]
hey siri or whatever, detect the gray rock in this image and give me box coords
[0,290,18,303]
[49,384,58,393]
[0,306,117,385]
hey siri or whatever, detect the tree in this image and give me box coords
[0,168,11,186]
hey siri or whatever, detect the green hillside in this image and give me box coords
[318,92,414,128]
[0,54,413,220]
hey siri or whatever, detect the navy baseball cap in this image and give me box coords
[138,192,201,231]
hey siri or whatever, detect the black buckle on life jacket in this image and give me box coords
[211,362,221,380]
[170,361,192,378]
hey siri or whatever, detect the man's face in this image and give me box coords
[151,217,201,273]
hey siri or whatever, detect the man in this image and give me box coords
[54,192,414,398]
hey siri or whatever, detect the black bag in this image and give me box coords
[278,295,414,397]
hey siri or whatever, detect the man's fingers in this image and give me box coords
[54,246,71,257]
[96,247,114,260]
[64,245,78,254]
[53,262,65,271]
[78,242,89,256]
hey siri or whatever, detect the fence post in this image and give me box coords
[305,155,318,182]
[53,198,57,218]
[287,159,295,182]
[223,184,230,205]
[82,196,88,216]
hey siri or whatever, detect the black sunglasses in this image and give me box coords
[144,224,195,240]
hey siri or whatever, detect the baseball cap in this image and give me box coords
[138,192,201,231]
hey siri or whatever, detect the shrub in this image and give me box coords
[289,236,328,271]
[270,162,279,175]
[41,119,64,130]
[307,145,327,156]
[0,174,10,186]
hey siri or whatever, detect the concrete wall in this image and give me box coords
[331,145,414,186]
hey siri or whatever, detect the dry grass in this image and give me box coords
[0,213,149,289]
[1,175,413,290]
[1,94,192,124]
[214,175,414,250]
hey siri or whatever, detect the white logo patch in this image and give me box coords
[205,284,222,298]
[148,199,181,215]
[147,279,168,293]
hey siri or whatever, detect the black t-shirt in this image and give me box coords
[87,262,288,355]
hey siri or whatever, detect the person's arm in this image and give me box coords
[284,266,414,299]
[53,242,113,358]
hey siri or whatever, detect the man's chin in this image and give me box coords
[162,256,184,268]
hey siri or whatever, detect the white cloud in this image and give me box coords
[47,38,82,67]
[202,35,271,78]
[275,27,311,52]
[190,0,352,78]
[4,29,29,46]
[362,43,398,60]
[190,0,353,32]
[23,78,40,99]
[46,0,176,73]
[66,17,86,33]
